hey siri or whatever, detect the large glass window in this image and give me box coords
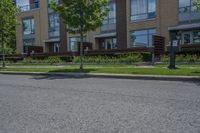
[130,0,156,21]
[101,0,116,33]
[181,30,200,44]
[130,29,156,47]
[16,0,39,11]
[101,38,117,50]
[23,38,35,46]
[193,30,200,43]
[179,0,196,13]
[103,0,116,25]
[16,0,29,7]
[22,18,35,35]
[48,13,60,38]
[179,0,200,22]
[69,37,86,51]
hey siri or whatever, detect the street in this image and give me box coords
[0,74,200,133]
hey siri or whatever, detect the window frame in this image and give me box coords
[130,28,156,47]
[22,17,35,36]
[69,36,86,52]
[130,0,157,21]
[48,12,60,38]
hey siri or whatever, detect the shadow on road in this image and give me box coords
[30,74,200,87]
[30,68,96,80]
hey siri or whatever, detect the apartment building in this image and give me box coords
[15,0,200,54]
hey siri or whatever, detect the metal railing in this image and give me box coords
[19,3,40,12]
[179,5,200,23]
[100,23,116,33]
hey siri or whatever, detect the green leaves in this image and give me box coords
[49,0,109,34]
[0,0,19,54]
[194,0,200,10]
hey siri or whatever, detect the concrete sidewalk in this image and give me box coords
[0,71,200,81]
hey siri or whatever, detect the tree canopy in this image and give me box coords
[195,0,200,10]
[49,0,109,34]
[49,0,109,69]
[0,0,19,54]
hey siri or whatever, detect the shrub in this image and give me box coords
[72,52,150,64]
[45,56,62,65]
[161,54,200,63]
[60,56,73,62]
[22,57,34,64]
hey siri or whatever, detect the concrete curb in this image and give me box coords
[0,71,200,82]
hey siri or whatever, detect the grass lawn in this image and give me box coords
[0,64,200,76]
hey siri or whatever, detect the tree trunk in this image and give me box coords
[80,31,84,70]
[2,43,5,68]
[1,31,5,68]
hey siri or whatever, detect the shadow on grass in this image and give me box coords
[192,71,200,74]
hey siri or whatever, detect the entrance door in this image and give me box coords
[105,39,113,50]
[53,43,60,53]
[182,32,192,44]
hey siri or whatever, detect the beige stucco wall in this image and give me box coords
[157,0,179,46]
[126,0,179,48]
[16,0,180,53]
[16,0,49,54]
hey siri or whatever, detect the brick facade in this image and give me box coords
[15,0,200,54]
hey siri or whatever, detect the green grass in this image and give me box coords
[0,64,200,76]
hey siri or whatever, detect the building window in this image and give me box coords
[130,28,156,47]
[181,30,200,44]
[179,0,200,23]
[22,18,35,35]
[48,13,60,38]
[23,38,35,46]
[101,0,116,33]
[179,0,198,14]
[100,37,117,50]
[130,0,156,21]
[193,30,200,43]
[16,0,40,11]
[69,37,86,51]
[103,0,116,25]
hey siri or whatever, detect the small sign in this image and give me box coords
[172,40,178,47]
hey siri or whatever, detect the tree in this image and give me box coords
[50,0,109,70]
[0,0,18,67]
[195,0,200,10]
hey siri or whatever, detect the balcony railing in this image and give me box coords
[179,5,200,23]
[19,3,40,12]
[100,23,116,33]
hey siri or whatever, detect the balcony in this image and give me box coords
[19,3,40,12]
[100,23,116,33]
[179,5,200,23]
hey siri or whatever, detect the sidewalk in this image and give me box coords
[0,71,199,82]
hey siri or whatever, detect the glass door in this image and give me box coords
[105,38,113,50]
[182,32,192,44]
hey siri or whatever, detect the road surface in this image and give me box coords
[0,74,200,133]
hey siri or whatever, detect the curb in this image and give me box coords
[0,71,200,82]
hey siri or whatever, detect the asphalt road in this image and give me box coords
[0,74,200,133]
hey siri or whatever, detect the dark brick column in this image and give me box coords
[116,0,127,49]
[59,0,68,52]
[59,19,68,52]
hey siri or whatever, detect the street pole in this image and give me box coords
[151,46,155,65]
[80,31,83,70]
[168,39,176,69]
